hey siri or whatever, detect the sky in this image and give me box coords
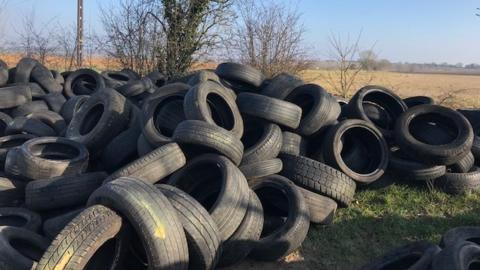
[2,0,479,64]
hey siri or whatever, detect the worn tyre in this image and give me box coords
[6,117,56,137]
[11,100,49,118]
[404,96,435,108]
[215,62,264,89]
[30,64,62,93]
[450,151,475,173]
[42,208,83,240]
[432,241,480,270]
[0,84,32,109]
[239,159,283,180]
[0,177,25,207]
[241,117,282,165]
[280,131,307,156]
[64,68,106,97]
[388,149,446,181]
[59,95,89,123]
[298,186,337,224]
[88,177,189,270]
[436,167,480,194]
[261,73,304,98]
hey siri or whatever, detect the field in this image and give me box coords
[229,70,480,270]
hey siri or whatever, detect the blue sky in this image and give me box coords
[3,0,480,64]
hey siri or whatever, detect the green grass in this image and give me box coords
[295,177,480,269]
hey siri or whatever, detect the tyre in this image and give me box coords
[0,134,36,167]
[30,64,62,93]
[173,120,244,165]
[280,154,356,206]
[157,184,222,270]
[219,191,263,267]
[25,172,107,211]
[184,81,244,138]
[432,241,480,270]
[5,117,56,137]
[388,149,446,181]
[282,84,341,135]
[358,241,440,270]
[0,112,11,136]
[404,96,435,108]
[11,100,49,118]
[137,133,155,156]
[215,62,264,89]
[64,68,106,97]
[280,131,307,156]
[14,58,38,83]
[322,119,389,184]
[105,143,186,184]
[347,85,407,138]
[145,70,166,87]
[120,68,140,80]
[88,177,189,270]
[436,167,480,194]
[249,175,310,261]
[236,92,302,129]
[440,226,480,247]
[42,208,83,240]
[168,154,250,240]
[0,60,7,86]
[239,159,283,180]
[261,73,304,98]
[0,177,25,207]
[66,88,131,152]
[25,111,66,136]
[449,151,475,173]
[142,83,190,146]
[0,207,41,231]
[241,117,282,165]
[5,137,89,181]
[50,69,64,85]
[117,78,153,97]
[101,70,133,88]
[59,95,89,123]
[40,93,67,113]
[0,226,49,270]
[36,205,125,270]
[187,70,221,86]
[395,104,474,165]
[0,84,32,109]
[298,186,337,224]
[101,124,141,172]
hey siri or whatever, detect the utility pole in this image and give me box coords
[76,0,83,67]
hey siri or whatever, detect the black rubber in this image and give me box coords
[0,226,49,270]
[137,133,155,156]
[87,177,189,269]
[25,172,107,211]
[219,191,264,267]
[157,184,222,270]
[0,207,41,232]
[280,131,307,156]
[117,78,153,97]
[169,154,250,240]
[184,81,244,138]
[237,92,302,129]
[30,64,63,93]
[101,123,141,172]
[358,241,441,270]
[395,104,474,165]
[11,100,49,117]
[432,241,480,270]
[249,175,310,261]
[5,116,57,137]
[36,205,124,270]
[239,159,283,180]
[280,154,356,206]
[0,134,36,167]
[25,111,66,136]
[0,84,32,109]
[440,226,480,248]
[298,186,337,224]
[66,88,130,152]
[105,143,186,184]
[322,119,389,184]
[436,166,480,194]
[102,70,133,88]
[215,62,264,89]
[41,93,67,113]
[187,70,221,86]
[388,149,447,181]
[14,58,39,83]
[42,208,83,240]
[449,151,475,173]
[5,136,89,181]
[0,60,8,86]
[142,83,190,146]
[0,177,25,207]
[64,68,106,97]
[145,70,166,87]
[282,84,341,135]
[261,73,304,98]
[404,96,435,108]
[0,112,11,136]
[59,95,89,123]
[347,85,407,138]
[51,70,64,85]
[173,120,244,165]
[241,117,282,165]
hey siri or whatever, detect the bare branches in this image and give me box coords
[226,0,309,77]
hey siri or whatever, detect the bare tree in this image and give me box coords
[55,24,77,70]
[226,0,309,77]
[100,0,233,77]
[358,50,378,70]
[14,10,58,65]
[320,32,375,98]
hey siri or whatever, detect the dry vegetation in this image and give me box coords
[302,69,480,108]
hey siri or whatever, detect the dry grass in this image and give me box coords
[301,69,480,108]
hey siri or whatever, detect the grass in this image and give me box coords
[233,178,480,270]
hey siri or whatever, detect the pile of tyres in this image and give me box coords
[359,226,480,269]
[0,57,477,269]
